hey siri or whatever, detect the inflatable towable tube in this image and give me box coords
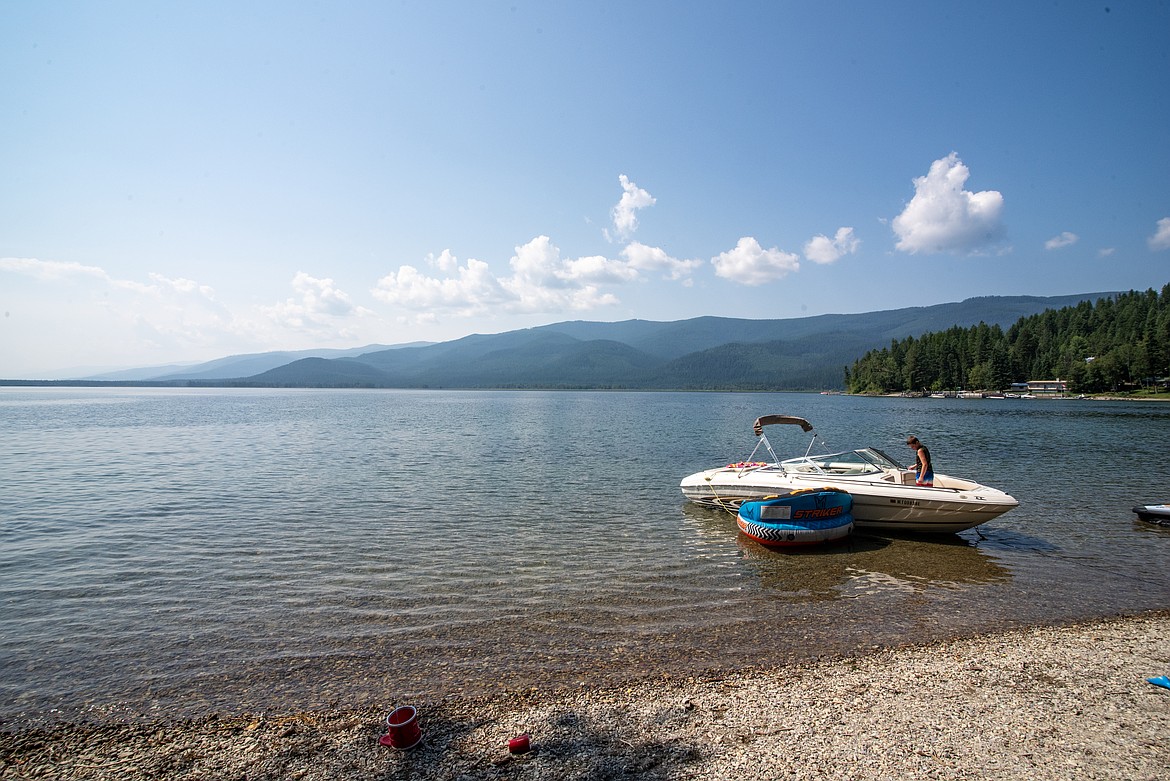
[737,488,854,547]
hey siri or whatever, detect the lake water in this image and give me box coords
[2,388,1168,724]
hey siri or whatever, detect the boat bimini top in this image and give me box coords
[746,415,819,469]
[752,415,813,435]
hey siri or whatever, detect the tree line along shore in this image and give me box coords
[848,285,1170,396]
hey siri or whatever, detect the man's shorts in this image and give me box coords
[916,471,934,486]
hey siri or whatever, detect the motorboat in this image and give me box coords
[736,489,854,547]
[680,415,1019,534]
[1132,505,1170,526]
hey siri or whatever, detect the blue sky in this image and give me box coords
[2,1,1168,377]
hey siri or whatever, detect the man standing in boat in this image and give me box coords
[906,436,933,486]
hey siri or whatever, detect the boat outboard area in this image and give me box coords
[680,415,1019,535]
[1132,504,1170,526]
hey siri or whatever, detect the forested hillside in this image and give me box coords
[845,286,1170,394]
[4,291,1122,390]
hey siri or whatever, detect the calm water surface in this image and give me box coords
[2,388,1168,724]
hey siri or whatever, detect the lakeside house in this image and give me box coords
[1009,380,1068,395]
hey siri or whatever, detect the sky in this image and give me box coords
[2,1,1169,378]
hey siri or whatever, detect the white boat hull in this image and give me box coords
[681,466,1018,533]
[1132,505,1170,525]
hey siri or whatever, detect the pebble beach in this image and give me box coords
[3,612,1168,780]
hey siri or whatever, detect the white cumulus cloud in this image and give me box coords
[426,249,460,273]
[372,256,511,316]
[373,237,626,321]
[128,273,237,344]
[620,241,703,281]
[2,256,236,345]
[1045,231,1079,250]
[804,227,860,264]
[0,256,110,282]
[258,272,372,339]
[608,174,655,241]
[892,153,1005,254]
[1149,217,1170,251]
[502,238,619,312]
[371,233,704,324]
[711,237,800,285]
[0,256,290,373]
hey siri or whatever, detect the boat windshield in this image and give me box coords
[862,448,907,470]
[780,447,906,476]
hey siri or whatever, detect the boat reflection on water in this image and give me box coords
[1134,516,1170,536]
[681,504,1011,601]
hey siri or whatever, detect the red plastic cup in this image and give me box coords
[383,705,423,749]
[508,733,531,754]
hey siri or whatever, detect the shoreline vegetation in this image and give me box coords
[4,612,1168,780]
[3,382,1169,402]
[846,286,1170,397]
[877,391,1170,401]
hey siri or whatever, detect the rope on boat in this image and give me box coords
[702,473,741,516]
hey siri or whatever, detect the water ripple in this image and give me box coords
[2,388,1168,722]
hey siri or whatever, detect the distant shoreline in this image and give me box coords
[3,381,1168,401]
[877,392,1170,402]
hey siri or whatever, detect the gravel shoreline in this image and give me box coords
[4,612,1169,780]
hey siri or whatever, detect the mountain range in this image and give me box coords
[48,291,1111,391]
[86,343,426,382]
